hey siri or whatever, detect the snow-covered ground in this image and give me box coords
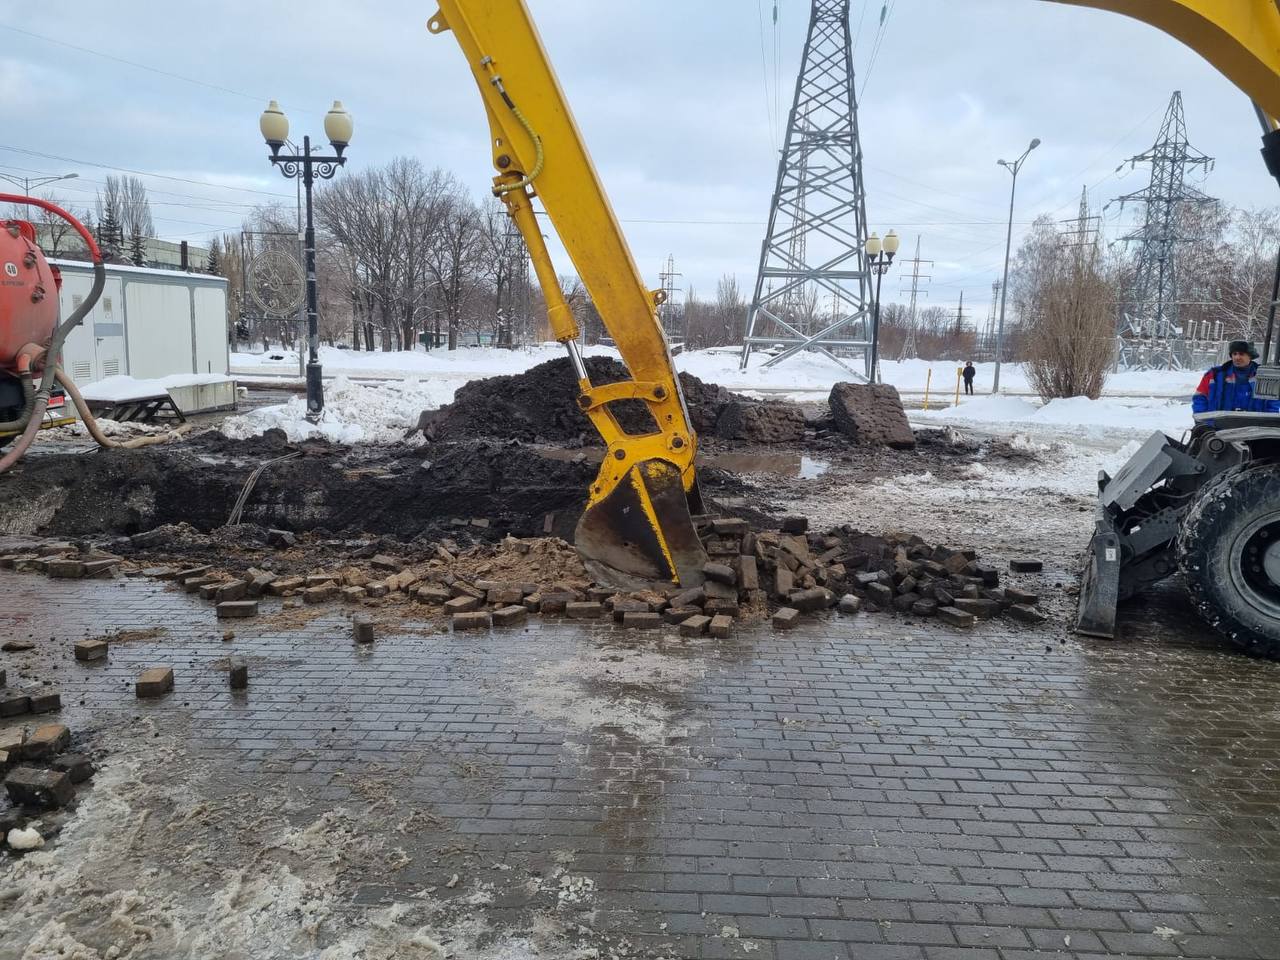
[915,393,1192,439]
[223,344,1200,445]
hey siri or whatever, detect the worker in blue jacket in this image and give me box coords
[1192,340,1280,418]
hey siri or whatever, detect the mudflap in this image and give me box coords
[1076,520,1122,638]
[575,457,708,592]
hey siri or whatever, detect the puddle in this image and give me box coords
[532,446,829,479]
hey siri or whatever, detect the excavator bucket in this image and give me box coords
[1075,431,1207,638]
[1076,520,1122,638]
[575,457,708,591]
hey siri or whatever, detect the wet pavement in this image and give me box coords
[2,570,1280,958]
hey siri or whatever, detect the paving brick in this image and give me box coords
[228,660,249,689]
[709,614,733,639]
[51,753,95,783]
[444,595,482,615]
[0,689,30,717]
[452,611,491,631]
[679,614,711,636]
[492,605,528,627]
[937,606,975,628]
[565,601,603,619]
[773,607,801,630]
[216,600,258,619]
[28,689,61,714]
[4,766,73,809]
[46,559,85,579]
[136,667,174,698]
[623,611,662,630]
[352,615,375,644]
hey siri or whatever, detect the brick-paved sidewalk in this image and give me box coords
[2,571,1279,958]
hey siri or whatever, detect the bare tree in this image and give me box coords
[425,189,484,350]
[1018,218,1117,400]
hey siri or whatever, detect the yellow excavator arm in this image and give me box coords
[1044,1,1280,126]
[428,1,708,588]
[428,0,1280,590]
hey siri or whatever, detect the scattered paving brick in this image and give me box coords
[24,723,69,758]
[341,586,366,603]
[452,611,491,631]
[266,529,296,548]
[565,601,603,619]
[216,601,259,619]
[703,600,741,618]
[708,613,733,638]
[622,611,662,630]
[4,767,73,809]
[772,606,801,629]
[46,559,85,579]
[678,614,710,636]
[491,605,528,627]
[136,667,174,698]
[837,593,862,614]
[663,605,701,625]
[214,580,248,603]
[1010,558,1044,572]
[1005,585,1040,605]
[81,559,119,578]
[0,690,30,717]
[267,576,305,596]
[1008,603,1048,624]
[780,516,809,534]
[28,690,61,714]
[352,616,375,644]
[51,754,94,783]
[302,585,336,604]
[228,659,249,689]
[443,595,482,615]
[702,562,736,586]
[937,605,976,628]
[953,597,1000,619]
[415,585,452,605]
[74,639,109,662]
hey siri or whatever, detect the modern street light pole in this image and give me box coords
[259,99,354,418]
[992,138,1040,393]
[864,229,900,384]
[0,172,79,197]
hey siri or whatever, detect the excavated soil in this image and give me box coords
[415,356,803,445]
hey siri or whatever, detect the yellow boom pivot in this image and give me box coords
[428,1,708,589]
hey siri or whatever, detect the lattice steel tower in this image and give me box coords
[740,0,871,375]
[1114,91,1215,368]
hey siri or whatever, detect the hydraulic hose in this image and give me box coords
[54,367,178,450]
[0,355,36,434]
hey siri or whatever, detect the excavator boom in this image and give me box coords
[428,1,707,589]
[1043,1,1280,125]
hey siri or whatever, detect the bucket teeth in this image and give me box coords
[575,458,707,591]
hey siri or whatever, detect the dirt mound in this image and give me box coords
[415,356,805,445]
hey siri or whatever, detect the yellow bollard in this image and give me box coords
[955,368,962,406]
[923,369,932,411]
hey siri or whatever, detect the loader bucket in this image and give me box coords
[575,457,708,591]
[1076,520,1122,638]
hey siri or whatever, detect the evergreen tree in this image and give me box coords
[130,232,145,267]
[97,209,124,261]
[206,236,222,275]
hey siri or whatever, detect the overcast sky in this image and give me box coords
[4,1,1275,326]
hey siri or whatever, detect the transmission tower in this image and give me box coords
[657,254,683,344]
[1113,91,1215,369]
[897,236,931,360]
[983,280,1000,358]
[740,0,872,375]
[1059,186,1102,262]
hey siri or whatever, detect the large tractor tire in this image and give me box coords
[1177,462,1280,660]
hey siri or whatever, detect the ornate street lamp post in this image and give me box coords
[865,229,900,384]
[259,99,353,416]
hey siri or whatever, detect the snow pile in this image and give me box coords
[79,372,234,402]
[219,375,450,444]
[919,392,1191,436]
[230,342,619,380]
